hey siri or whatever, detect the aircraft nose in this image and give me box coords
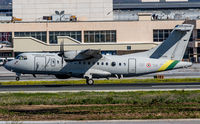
[4,61,13,71]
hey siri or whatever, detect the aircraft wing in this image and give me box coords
[80,49,102,59]
[62,49,102,62]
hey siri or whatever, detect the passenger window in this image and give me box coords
[101,62,104,65]
[97,62,99,65]
[106,62,108,66]
[79,62,81,64]
[111,62,116,67]
[88,62,90,65]
[83,62,86,65]
[119,63,121,66]
[51,59,56,66]
[57,60,59,64]
[124,63,126,66]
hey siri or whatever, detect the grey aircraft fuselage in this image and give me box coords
[5,52,192,78]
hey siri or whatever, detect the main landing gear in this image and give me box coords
[86,78,94,85]
[84,74,94,85]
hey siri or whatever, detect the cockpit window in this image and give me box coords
[16,55,27,60]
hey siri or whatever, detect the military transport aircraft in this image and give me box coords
[3,24,194,85]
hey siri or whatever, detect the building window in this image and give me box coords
[0,32,12,43]
[0,52,12,57]
[49,31,81,44]
[84,30,116,43]
[153,29,172,42]
[189,32,193,42]
[127,46,131,50]
[14,32,47,43]
[197,30,200,40]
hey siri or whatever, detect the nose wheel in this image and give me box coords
[16,73,21,81]
[16,77,20,81]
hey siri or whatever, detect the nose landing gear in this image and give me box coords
[16,73,21,81]
[16,77,20,81]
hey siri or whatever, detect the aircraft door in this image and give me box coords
[34,57,46,71]
[128,58,136,73]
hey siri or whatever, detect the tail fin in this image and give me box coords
[149,24,194,60]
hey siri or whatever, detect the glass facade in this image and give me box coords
[197,29,200,39]
[14,32,47,43]
[84,30,116,43]
[49,31,81,44]
[0,32,12,43]
[153,29,172,42]
[154,29,194,42]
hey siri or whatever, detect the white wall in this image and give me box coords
[13,0,113,21]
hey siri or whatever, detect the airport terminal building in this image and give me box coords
[1,0,200,62]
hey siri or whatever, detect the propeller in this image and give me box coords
[58,42,65,66]
[2,57,8,66]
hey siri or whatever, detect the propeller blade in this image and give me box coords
[60,41,64,54]
[58,42,65,66]
[2,58,8,66]
[58,41,64,57]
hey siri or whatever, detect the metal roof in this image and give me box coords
[113,2,200,10]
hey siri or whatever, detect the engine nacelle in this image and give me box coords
[63,51,89,61]
[55,74,71,79]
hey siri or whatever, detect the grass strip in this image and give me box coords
[1,78,200,85]
[0,91,200,120]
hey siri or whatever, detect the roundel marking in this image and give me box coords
[146,63,151,68]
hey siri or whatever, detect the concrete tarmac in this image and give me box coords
[1,82,200,93]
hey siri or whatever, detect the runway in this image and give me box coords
[0,82,200,93]
[0,64,200,93]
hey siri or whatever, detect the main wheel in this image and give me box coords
[16,77,20,81]
[86,79,94,85]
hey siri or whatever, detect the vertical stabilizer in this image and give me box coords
[149,24,194,60]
